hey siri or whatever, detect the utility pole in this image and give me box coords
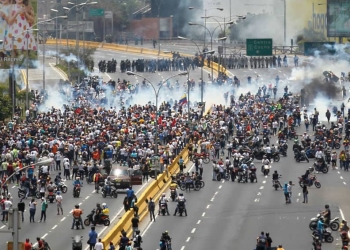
[0,208,21,250]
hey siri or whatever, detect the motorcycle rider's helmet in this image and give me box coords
[76,177,80,180]
[102,203,107,209]
[274,170,277,174]
[250,163,255,168]
[75,204,79,209]
[325,204,329,209]
[308,167,313,172]
[96,203,101,207]
[162,193,166,197]
[263,155,267,159]
[179,193,183,196]
[164,231,169,235]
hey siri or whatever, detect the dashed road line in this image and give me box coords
[197,220,201,224]
[206,205,210,209]
[181,246,185,250]
[52,225,57,230]
[259,186,264,190]
[61,217,66,221]
[218,185,222,189]
[202,212,206,217]
[191,228,196,233]
[186,237,191,242]
[344,182,347,185]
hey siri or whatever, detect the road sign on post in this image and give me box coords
[246,39,273,56]
[89,8,104,17]
[104,11,113,18]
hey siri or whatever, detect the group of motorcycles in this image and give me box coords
[309,213,340,244]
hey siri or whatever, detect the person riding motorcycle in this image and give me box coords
[104,176,112,195]
[160,231,171,250]
[261,156,270,172]
[312,236,322,250]
[170,181,178,198]
[73,177,82,194]
[94,203,103,225]
[158,193,170,215]
[321,204,331,226]
[71,204,84,229]
[272,170,280,187]
[173,193,187,216]
[47,181,55,192]
[102,203,109,215]
[54,172,62,186]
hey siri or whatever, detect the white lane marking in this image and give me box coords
[197,220,201,224]
[296,199,299,203]
[262,181,266,184]
[257,192,261,196]
[298,193,301,196]
[52,225,57,230]
[181,246,185,250]
[202,212,206,217]
[210,198,214,202]
[61,217,66,221]
[191,228,196,233]
[218,185,222,189]
[186,237,191,242]
[259,186,264,190]
[206,205,210,209]
[0,225,5,229]
[338,171,341,174]
[265,176,268,178]
[344,182,347,185]
[221,180,225,183]
[42,233,48,238]
[85,196,90,199]
[254,198,260,202]
[12,186,16,189]
[340,176,344,179]
[78,202,82,206]
[215,191,218,195]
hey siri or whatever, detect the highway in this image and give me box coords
[18,44,301,249]
[136,125,347,250]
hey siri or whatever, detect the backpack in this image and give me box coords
[149,201,155,210]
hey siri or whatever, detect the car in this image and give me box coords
[108,168,143,190]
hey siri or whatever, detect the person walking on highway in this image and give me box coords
[39,198,47,222]
[29,198,37,223]
[87,227,98,250]
[147,197,156,222]
[302,183,308,203]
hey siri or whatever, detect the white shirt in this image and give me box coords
[94,242,103,250]
[56,195,63,204]
[4,200,12,210]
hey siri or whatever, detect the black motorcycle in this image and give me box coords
[294,149,309,163]
[273,177,282,190]
[170,189,176,201]
[101,185,118,198]
[312,229,334,243]
[83,209,110,226]
[175,201,187,216]
[313,162,329,174]
[248,168,257,183]
[72,235,83,250]
[18,187,41,199]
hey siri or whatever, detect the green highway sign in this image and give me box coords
[89,8,105,17]
[246,38,273,56]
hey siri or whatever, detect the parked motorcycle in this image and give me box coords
[294,149,309,163]
[309,214,340,231]
[298,176,321,188]
[313,162,329,174]
[56,182,68,193]
[83,209,110,226]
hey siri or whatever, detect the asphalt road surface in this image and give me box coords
[0,165,152,249]
[137,122,348,250]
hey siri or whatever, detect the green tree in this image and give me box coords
[0,85,12,121]
[57,47,96,79]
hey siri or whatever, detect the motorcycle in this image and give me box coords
[252,150,280,162]
[294,149,309,163]
[313,162,329,174]
[312,229,334,243]
[18,187,41,199]
[101,185,118,198]
[298,176,321,188]
[176,201,186,216]
[236,169,248,183]
[56,182,68,193]
[72,235,83,250]
[170,189,176,202]
[248,168,257,183]
[73,217,82,230]
[83,209,110,226]
[160,203,168,216]
[273,177,282,190]
[73,184,81,198]
[309,214,340,231]
[262,165,271,176]
[47,190,56,203]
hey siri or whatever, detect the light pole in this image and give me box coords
[188,7,223,51]
[50,8,59,65]
[202,15,245,75]
[283,0,286,45]
[178,36,215,104]
[64,1,97,84]
[126,71,188,153]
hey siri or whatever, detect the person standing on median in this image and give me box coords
[131,215,139,238]
[127,187,135,207]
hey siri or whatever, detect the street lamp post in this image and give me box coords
[126,71,188,153]
[177,36,215,105]
[51,8,59,65]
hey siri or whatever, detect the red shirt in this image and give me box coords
[37,240,43,248]
[24,242,32,250]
